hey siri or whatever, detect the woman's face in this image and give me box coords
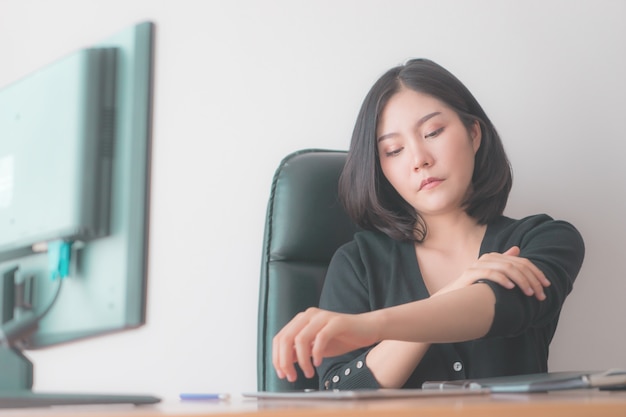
[376,88,481,219]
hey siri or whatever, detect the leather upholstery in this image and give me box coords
[257,149,359,391]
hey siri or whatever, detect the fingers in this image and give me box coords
[310,317,340,368]
[293,317,324,379]
[502,246,520,256]
[502,247,550,298]
[272,310,308,382]
[473,247,550,300]
[272,307,326,382]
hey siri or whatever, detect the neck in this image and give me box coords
[418,212,485,253]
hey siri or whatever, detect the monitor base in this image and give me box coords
[0,346,33,391]
[0,391,161,409]
[0,346,160,409]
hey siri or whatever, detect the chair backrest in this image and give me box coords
[257,149,360,392]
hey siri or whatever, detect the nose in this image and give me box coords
[409,139,433,170]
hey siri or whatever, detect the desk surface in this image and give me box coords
[3,390,626,417]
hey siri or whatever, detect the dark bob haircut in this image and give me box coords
[339,58,513,242]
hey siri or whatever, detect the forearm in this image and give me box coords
[365,341,431,388]
[372,283,495,344]
[364,284,494,387]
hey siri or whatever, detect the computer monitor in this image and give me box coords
[0,21,160,407]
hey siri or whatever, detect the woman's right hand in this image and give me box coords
[434,246,550,300]
[272,307,380,383]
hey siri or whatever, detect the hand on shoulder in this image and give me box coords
[433,246,551,300]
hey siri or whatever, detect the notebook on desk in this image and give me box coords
[243,387,490,400]
[422,369,626,393]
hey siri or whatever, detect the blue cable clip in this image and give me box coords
[47,240,72,280]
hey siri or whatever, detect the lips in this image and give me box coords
[419,177,443,191]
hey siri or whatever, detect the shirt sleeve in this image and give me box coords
[315,241,382,389]
[483,217,585,337]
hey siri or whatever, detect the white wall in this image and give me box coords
[1,0,624,400]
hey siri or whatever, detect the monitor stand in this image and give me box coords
[0,346,160,409]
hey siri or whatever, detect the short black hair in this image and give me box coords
[339,58,513,242]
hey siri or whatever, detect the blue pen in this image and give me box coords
[180,393,230,401]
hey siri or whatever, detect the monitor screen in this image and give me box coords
[0,21,155,401]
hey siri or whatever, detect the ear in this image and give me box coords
[470,120,482,153]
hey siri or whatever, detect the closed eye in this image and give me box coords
[425,127,444,139]
[385,147,403,157]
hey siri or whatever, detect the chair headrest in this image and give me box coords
[265,149,359,263]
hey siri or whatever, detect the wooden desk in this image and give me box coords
[3,390,626,417]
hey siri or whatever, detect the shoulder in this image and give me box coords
[337,230,405,257]
[484,213,585,261]
[322,231,400,309]
[488,214,582,242]
[490,213,557,231]
[330,230,411,272]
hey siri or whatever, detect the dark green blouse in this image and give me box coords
[317,214,585,390]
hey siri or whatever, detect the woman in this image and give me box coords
[272,59,585,390]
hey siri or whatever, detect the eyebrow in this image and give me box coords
[377,111,442,143]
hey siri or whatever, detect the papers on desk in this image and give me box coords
[422,369,626,393]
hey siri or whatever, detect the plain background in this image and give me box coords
[0,0,624,400]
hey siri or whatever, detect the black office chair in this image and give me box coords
[256,149,360,392]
